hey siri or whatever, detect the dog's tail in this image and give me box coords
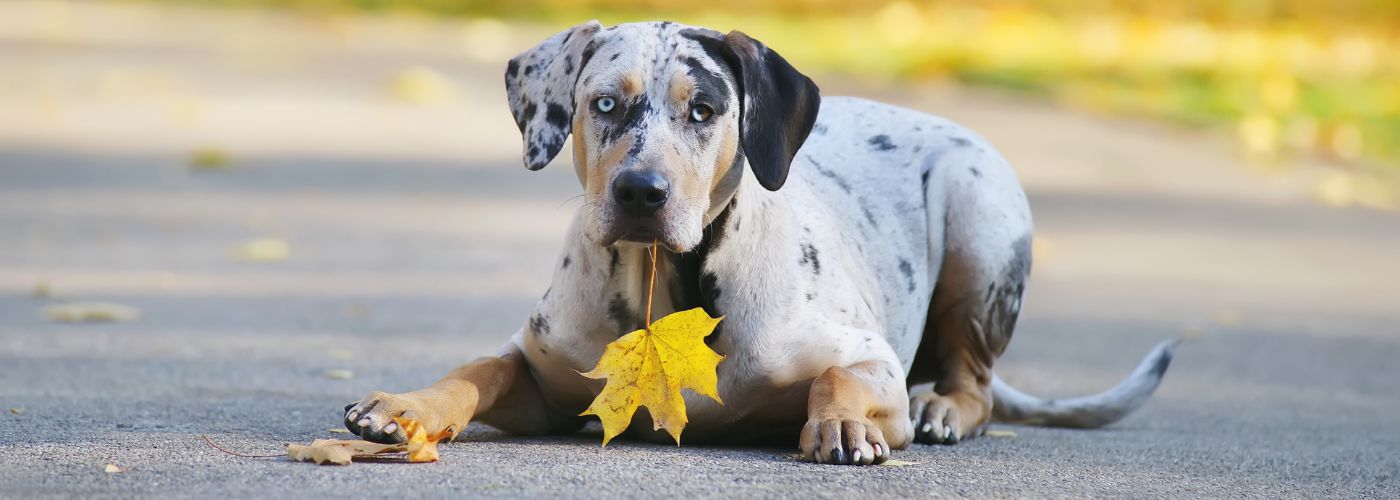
[990,339,1178,428]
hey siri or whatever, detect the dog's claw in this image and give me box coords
[911,391,976,446]
[800,417,889,466]
[341,391,432,444]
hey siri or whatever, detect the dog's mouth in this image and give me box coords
[600,218,685,251]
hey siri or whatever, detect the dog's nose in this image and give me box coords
[611,170,670,216]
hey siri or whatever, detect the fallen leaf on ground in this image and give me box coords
[9,408,24,416]
[579,307,725,446]
[286,439,404,466]
[1213,309,1242,326]
[984,429,1018,438]
[43,302,142,323]
[881,459,919,466]
[322,369,353,380]
[188,148,232,170]
[104,463,123,473]
[232,238,289,262]
[396,417,452,463]
[327,428,350,434]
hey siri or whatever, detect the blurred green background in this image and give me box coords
[173,0,1399,170]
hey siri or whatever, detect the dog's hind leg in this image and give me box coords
[906,137,1032,444]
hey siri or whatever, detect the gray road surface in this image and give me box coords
[1,3,1397,498]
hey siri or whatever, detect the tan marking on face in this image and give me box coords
[572,112,589,185]
[620,71,644,97]
[668,72,694,109]
[710,121,740,192]
[659,140,704,205]
[590,133,635,196]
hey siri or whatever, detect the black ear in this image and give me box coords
[721,31,821,191]
[504,21,602,170]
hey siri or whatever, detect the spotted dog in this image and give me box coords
[343,20,1177,465]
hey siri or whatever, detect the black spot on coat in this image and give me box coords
[868,134,896,151]
[808,158,851,193]
[608,293,637,332]
[545,103,570,133]
[529,313,550,336]
[800,243,821,275]
[898,259,916,292]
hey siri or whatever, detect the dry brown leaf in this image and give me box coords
[396,417,452,463]
[43,302,142,323]
[104,463,123,473]
[286,439,405,466]
[232,238,289,262]
[322,369,353,380]
[327,428,350,434]
[9,408,25,416]
[288,418,445,465]
[984,429,1018,438]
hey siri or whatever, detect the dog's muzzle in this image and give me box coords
[610,169,670,243]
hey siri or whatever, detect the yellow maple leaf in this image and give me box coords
[395,417,452,463]
[579,307,725,446]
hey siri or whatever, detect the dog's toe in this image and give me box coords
[343,392,410,444]
[799,417,889,466]
[910,393,964,445]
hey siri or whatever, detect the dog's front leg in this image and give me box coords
[800,357,913,465]
[343,344,566,443]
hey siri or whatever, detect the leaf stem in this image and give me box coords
[645,240,657,330]
[200,434,285,459]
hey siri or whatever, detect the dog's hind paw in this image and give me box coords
[909,390,987,445]
[799,417,890,466]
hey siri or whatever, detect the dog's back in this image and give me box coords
[784,96,1029,369]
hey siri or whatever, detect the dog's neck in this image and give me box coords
[608,173,752,332]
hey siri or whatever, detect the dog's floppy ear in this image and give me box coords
[504,21,602,170]
[721,31,821,191]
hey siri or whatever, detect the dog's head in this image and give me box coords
[505,21,820,252]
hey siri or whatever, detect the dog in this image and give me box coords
[343,20,1176,465]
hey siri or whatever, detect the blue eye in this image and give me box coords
[689,104,713,123]
[595,96,616,113]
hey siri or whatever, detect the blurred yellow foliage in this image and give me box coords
[166,0,1399,167]
[388,65,458,105]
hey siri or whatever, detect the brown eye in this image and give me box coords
[689,104,713,123]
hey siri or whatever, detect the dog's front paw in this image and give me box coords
[799,417,890,465]
[343,391,437,444]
